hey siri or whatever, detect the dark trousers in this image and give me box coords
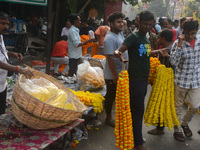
[68,58,80,77]
[104,80,116,116]
[130,80,148,146]
[0,88,7,115]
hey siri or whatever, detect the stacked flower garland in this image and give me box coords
[70,90,104,113]
[144,65,179,130]
[148,57,161,84]
[115,70,134,150]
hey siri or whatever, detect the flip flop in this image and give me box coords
[181,125,193,137]
[173,132,185,142]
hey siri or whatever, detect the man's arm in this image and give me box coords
[7,51,23,61]
[107,55,118,84]
[169,35,183,67]
[0,61,33,78]
[114,44,128,62]
[77,38,94,47]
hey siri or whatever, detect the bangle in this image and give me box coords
[16,66,19,73]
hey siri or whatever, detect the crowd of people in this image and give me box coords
[1,9,200,150]
[50,11,200,150]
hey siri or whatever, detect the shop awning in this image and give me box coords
[0,0,47,6]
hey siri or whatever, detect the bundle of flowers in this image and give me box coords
[144,65,179,130]
[70,89,104,113]
[148,57,161,84]
[115,70,134,150]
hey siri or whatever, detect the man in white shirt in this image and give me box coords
[68,14,94,77]
[61,19,71,36]
[0,11,33,115]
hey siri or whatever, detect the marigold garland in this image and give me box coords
[115,70,134,150]
[148,57,161,84]
[70,89,105,113]
[144,65,179,130]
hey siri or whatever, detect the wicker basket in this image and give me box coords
[11,67,87,130]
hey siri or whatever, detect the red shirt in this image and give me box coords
[189,39,195,49]
[152,28,156,34]
[171,28,177,42]
[51,40,68,57]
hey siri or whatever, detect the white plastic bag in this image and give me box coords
[77,61,105,91]
[20,77,77,111]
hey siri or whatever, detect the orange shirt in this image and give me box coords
[95,25,110,46]
[51,40,68,57]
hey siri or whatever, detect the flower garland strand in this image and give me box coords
[115,70,134,150]
[144,65,179,130]
[148,57,161,84]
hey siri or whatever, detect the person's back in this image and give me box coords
[51,35,69,77]
[51,40,68,57]
[95,25,110,47]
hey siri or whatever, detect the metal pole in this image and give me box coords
[46,0,53,74]
[172,2,176,21]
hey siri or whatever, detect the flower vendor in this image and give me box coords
[114,11,154,150]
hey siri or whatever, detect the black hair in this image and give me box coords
[167,18,173,24]
[60,35,68,41]
[132,19,135,24]
[66,19,70,23]
[125,17,129,21]
[127,20,132,26]
[69,14,79,24]
[180,17,186,24]
[159,17,167,26]
[183,19,199,31]
[139,11,154,22]
[160,28,173,42]
[0,11,10,20]
[174,20,179,24]
[108,12,125,23]
[81,17,87,23]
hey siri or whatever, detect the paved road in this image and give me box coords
[69,85,200,150]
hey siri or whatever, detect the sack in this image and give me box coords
[77,61,105,91]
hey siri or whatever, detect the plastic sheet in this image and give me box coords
[20,77,77,111]
[77,61,105,91]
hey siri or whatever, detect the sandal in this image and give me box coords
[147,128,165,135]
[181,125,193,137]
[173,132,185,142]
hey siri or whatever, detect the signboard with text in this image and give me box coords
[0,0,47,6]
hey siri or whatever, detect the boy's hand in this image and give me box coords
[177,34,185,47]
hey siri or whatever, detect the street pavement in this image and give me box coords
[69,85,200,150]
